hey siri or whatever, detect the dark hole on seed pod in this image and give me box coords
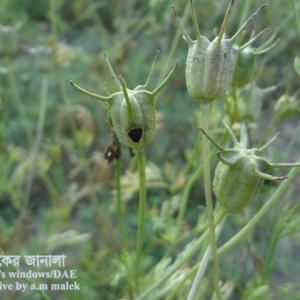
[224,53,227,58]
[128,128,143,143]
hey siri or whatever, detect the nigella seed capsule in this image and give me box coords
[232,32,279,88]
[70,52,178,150]
[173,0,269,102]
[201,121,300,211]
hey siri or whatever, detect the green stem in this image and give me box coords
[256,114,280,148]
[175,161,203,233]
[6,56,33,142]
[290,0,300,43]
[187,216,227,300]
[135,149,147,292]
[199,103,222,300]
[22,75,49,212]
[183,132,202,176]
[176,132,227,236]
[136,207,227,300]
[116,158,126,251]
[217,155,300,257]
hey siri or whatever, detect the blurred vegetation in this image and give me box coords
[0,0,299,299]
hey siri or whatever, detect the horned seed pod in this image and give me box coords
[201,121,300,211]
[173,0,269,102]
[70,52,178,150]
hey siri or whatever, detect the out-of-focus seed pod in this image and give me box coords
[232,32,279,88]
[70,52,178,150]
[201,121,300,211]
[0,24,20,56]
[225,83,277,124]
[28,46,53,74]
[274,92,300,119]
[173,0,269,103]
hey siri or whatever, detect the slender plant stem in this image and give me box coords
[290,0,300,43]
[187,217,226,300]
[217,155,300,257]
[199,103,222,300]
[136,207,227,300]
[176,162,203,232]
[6,56,33,142]
[135,149,147,292]
[116,158,126,251]
[22,75,49,213]
[176,132,227,236]
[183,132,202,175]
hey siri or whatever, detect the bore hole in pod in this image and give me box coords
[128,127,143,144]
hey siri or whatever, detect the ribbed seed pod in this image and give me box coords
[70,52,178,150]
[201,121,300,211]
[173,0,269,103]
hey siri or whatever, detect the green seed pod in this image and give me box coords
[0,24,20,56]
[70,52,178,150]
[232,32,279,88]
[274,92,300,119]
[201,121,300,211]
[173,0,269,103]
[225,83,277,124]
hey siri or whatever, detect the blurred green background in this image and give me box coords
[0,0,300,299]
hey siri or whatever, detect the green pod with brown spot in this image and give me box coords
[70,52,178,150]
[109,90,157,149]
[201,121,300,211]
